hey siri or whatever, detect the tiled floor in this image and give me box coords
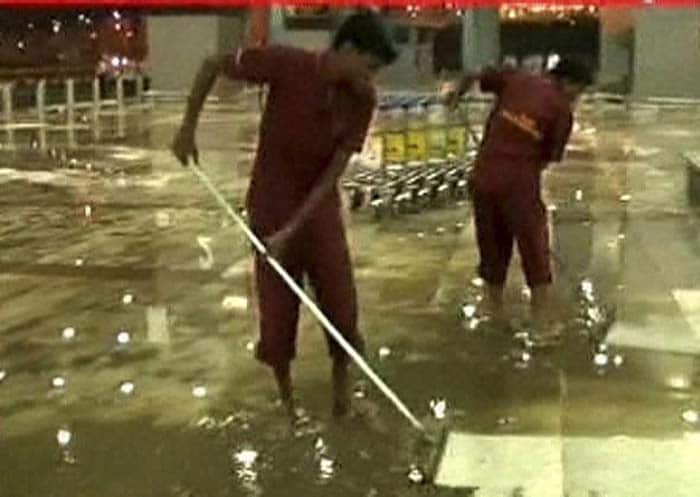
[0,94,699,497]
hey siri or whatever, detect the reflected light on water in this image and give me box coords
[57,428,72,447]
[319,457,336,480]
[668,376,691,390]
[594,353,609,367]
[222,295,248,311]
[51,376,67,389]
[408,464,425,484]
[232,448,259,484]
[119,381,135,395]
[62,327,76,340]
[462,304,477,319]
[430,398,447,420]
[192,385,208,398]
[681,410,699,425]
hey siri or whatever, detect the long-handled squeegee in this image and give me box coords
[189,164,456,482]
[189,164,428,431]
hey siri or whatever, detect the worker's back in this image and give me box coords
[475,70,572,194]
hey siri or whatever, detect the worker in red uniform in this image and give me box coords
[171,11,397,419]
[449,59,593,344]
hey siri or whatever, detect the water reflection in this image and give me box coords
[192,385,208,399]
[0,93,699,497]
[116,330,131,345]
[119,381,135,396]
[56,428,72,447]
[61,326,76,341]
[232,447,261,494]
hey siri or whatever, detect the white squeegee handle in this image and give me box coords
[190,164,426,432]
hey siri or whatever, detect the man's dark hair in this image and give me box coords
[332,11,398,66]
[549,58,594,87]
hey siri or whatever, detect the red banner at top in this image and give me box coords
[1,0,699,7]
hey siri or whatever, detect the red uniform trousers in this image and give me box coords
[471,169,552,288]
[251,195,362,367]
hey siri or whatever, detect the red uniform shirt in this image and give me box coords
[474,70,573,193]
[224,45,376,230]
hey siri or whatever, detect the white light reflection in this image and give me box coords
[122,293,134,305]
[0,370,6,383]
[378,346,391,359]
[51,376,66,389]
[117,330,131,345]
[613,354,624,367]
[155,211,171,228]
[192,385,208,398]
[197,236,214,270]
[319,457,336,480]
[119,381,135,395]
[669,376,691,390]
[75,258,85,267]
[681,410,699,425]
[314,437,327,454]
[233,448,259,484]
[62,327,76,340]
[222,296,248,311]
[408,465,425,484]
[57,428,72,446]
[462,304,477,319]
[430,398,447,420]
[594,353,609,367]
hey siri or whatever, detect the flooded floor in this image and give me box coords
[1,95,699,497]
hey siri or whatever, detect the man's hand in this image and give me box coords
[441,75,477,111]
[264,225,295,260]
[171,126,199,167]
[442,86,462,112]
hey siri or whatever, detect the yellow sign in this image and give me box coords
[383,132,406,164]
[447,126,466,157]
[405,130,428,162]
[428,127,447,159]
